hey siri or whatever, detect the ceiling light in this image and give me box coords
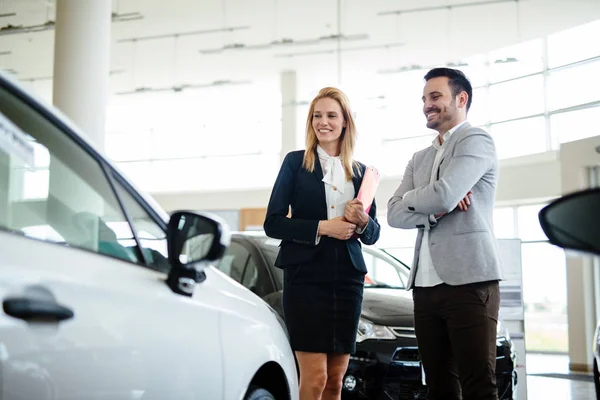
[378,0,519,16]
[118,26,250,43]
[274,42,404,58]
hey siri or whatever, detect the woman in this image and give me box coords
[264,87,381,400]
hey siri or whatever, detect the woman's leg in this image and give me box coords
[296,351,328,400]
[322,353,350,400]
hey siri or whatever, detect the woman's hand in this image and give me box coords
[318,216,356,240]
[344,199,369,230]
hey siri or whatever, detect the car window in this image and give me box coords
[0,83,140,264]
[241,257,258,289]
[110,176,170,273]
[217,241,250,283]
[241,252,277,298]
[249,236,284,285]
[363,250,407,289]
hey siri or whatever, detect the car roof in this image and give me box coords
[231,231,409,268]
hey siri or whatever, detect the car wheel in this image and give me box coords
[244,386,276,400]
[594,359,600,400]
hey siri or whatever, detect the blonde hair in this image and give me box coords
[302,87,359,180]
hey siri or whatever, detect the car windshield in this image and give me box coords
[248,235,408,289]
[362,247,409,289]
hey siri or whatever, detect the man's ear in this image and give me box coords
[458,91,469,109]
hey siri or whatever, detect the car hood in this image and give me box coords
[361,288,414,327]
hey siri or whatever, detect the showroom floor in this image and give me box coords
[526,353,594,399]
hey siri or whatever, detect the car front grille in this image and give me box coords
[383,380,427,400]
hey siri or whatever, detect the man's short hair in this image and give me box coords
[424,67,473,112]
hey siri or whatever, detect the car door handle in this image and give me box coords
[3,296,74,322]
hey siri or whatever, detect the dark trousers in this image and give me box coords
[413,280,500,400]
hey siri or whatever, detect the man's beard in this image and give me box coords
[426,100,456,130]
[426,109,453,130]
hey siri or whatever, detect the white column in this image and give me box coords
[53,0,111,152]
[49,0,111,249]
[280,70,297,163]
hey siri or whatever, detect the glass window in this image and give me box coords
[548,19,600,69]
[199,154,281,191]
[547,59,600,111]
[377,216,418,249]
[118,154,281,193]
[252,236,284,285]
[488,39,544,83]
[521,242,567,353]
[457,54,489,88]
[0,85,140,264]
[241,257,258,289]
[383,247,415,270]
[551,106,600,145]
[22,168,49,200]
[489,74,544,122]
[217,241,250,283]
[147,158,205,193]
[380,135,434,177]
[240,254,275,298]
[364,249,407,289]
[111,177,169,273]
[106,80,282,168]
[517,203,548,241]
[493,207,516,238]
[381,69,432,141]
[490,117,547,159]
[469,87,489,127]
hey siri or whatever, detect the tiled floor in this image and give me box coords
[526,353,595,399]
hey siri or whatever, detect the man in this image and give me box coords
[387,67,503,400]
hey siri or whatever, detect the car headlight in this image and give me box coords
[496,320,510,341]
[356,318,395,342]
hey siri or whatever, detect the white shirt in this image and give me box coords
[415,120,468,287]
[315,146,355,244]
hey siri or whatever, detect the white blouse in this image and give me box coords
[315,146,355,243]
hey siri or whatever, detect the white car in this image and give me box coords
[0,72,298,400]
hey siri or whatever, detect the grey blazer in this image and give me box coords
[387,122,503,289]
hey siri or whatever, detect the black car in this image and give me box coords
[216,232,518,400]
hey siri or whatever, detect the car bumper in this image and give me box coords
[342,337,517,400]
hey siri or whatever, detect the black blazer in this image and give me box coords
[264,150,381,273]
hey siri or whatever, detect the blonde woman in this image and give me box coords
[264,87,381,400]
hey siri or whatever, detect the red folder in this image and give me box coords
[357,166,380,214]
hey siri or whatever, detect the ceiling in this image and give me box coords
[0,0,599,101]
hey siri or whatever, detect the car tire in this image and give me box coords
[244,386,276,400]
[594,359,600,400]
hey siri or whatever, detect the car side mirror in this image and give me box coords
[538,188,600,255]
[166,211,230,296]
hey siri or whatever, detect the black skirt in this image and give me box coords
[282,237,365,354]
